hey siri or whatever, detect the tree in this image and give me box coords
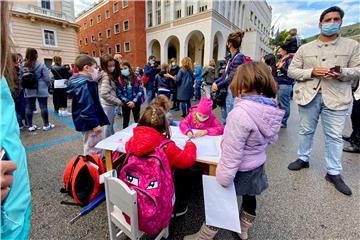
[270,29,289,47]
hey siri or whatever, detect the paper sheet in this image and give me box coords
[202,175,241,233]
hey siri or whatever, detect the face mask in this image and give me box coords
[196,112,209,122]
[171,62,176,66]
[150,60,155,64]
[121,69,130,77]
[90,67,99,80]
[107,67,115,73]
[321,23,340,36]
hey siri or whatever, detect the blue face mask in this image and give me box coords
[321,23,340,36]
[121,69,130,77]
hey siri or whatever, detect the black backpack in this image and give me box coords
[211,88,227,109]
[21,66,38,89]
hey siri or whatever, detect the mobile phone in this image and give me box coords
[330,66,341,73]
[0,148,6,160]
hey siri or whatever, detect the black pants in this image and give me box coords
[173,169,191,205]
[25,97,49,126]
[122,105,140,129]
[179,100,191,117]
[242,195,257,215]
[53,88,68,112]
[172,90,179,109]
[350,99,360,146]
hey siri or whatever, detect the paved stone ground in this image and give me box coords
[22,97,359,240]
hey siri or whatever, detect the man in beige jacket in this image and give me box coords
[287,6,359,196]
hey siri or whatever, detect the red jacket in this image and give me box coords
[125,126,197,169]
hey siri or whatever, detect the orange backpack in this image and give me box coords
[62,155,105,206]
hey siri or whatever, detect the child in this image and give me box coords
[125,105,197,217]
[116,61,144,129]
[67,54,109,156]
[184,62,284,240]
[154,63,172,99]
[150,94,174,126]
[179,97,224,137]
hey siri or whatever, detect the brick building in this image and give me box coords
[76,0,146,68]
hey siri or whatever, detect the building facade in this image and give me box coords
[11,0,78,66]
[146,0,272,66]
[76,0,146,68]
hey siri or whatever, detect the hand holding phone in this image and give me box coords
[330,66,341,73]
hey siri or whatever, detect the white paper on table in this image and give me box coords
[54,79,67,88]
[202,175,241,233]
[95,131,132,151]
[171,135,219,157]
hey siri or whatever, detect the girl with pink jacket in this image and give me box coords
[179,97,224,137]
[184,62,284,240]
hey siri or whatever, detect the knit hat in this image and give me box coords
[196,97,213,116]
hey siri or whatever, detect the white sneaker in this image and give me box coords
[43,123,55,131]
[28,125,37,132]
[58,110,63,116]
[61,111,72,117]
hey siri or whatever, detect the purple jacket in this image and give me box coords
[216,97,284,187]
[215,50,244,89]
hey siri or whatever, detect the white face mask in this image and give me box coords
[90,67,99,80]
[107,67,115,73]
[196,112,209,122]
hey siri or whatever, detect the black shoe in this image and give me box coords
[325,174,352,196]
[343,143,360,153]
[288,159,309,171]
[170,106,176,110]
[342,135,352,143]
[171,203,188,218]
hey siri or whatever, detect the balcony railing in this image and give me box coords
[12,4,74,23]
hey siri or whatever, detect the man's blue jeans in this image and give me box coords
[277,84,293,126]
[221,86,234,123]
[146,89,155,104]
[297,94,348,175]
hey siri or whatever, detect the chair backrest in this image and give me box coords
[104,173,142,239]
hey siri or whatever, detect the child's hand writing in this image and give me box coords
[93,126,102,134]
[195,130,208,137]
[187,131,193,137]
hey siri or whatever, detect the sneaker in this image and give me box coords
[325,173,352,196]
[343,143,360,153]
[171,203,188,218]
[43,123,55,131]
[28,125,37,132]
[281,124,287,128]
[342,135,353,143]
[288,159,309,171]
[61,111,72,117]
[19,126,24,130]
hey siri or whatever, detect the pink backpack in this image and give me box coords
[243,55,253,63]
[119,140,175,236]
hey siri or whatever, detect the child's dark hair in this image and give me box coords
[75,54,96,71]
[138,105,171,138]
[227,31,245,49]
[230,62,277,98]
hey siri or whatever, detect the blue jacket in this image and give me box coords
[155,71,172,92]
[143,63,160,91]
[67,74,109,132]
[175,68,195,101]
[276,55,295,85]
[116,75,144,105]
[194,65,203,82]
[215,50,244,89]
[1,77,31,240]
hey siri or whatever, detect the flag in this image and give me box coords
[275,28,280,45]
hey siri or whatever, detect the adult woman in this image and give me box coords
[166,57,195,117]
[212,31,246,121]
[50,56,71,116]
[169,58,180,110]
[116,62,144,129]
[99,55,123,137]
[21,48,54,131]
[202,59,216,98]
[0,1,31,239]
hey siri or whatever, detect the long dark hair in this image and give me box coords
[263,54,277,78]
[24,48,38,70]
[1,1,14,89]
[100,54,116,83]
[121,61,135,83]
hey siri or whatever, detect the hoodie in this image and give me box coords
[216,97,285,187]
[67,73,109,132]
[125,126,197,169]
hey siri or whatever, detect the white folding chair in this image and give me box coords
[104,171,169,240]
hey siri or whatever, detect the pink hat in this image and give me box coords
[196,97,213,116]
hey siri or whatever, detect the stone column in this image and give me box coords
[152,0,156,26]
[194,0,199,14]
[229,0,235,23]
[224,1,229,19]
[181,0,186,17]
[234,1,239,27]
[203,31,213,67]
[160,0,165,24]
[169,0,174,21]
[145,0,149,27]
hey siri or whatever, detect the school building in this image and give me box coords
[76,0,147,68]
[11,0,79,67]
[146,0,273,65]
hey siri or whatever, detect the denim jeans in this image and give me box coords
[13,89,26,127]
[222,86,234,123]
[25,97,49,126]
[180,100,191,116]
[277,84,293,125]
[297,94,348,175]
[204,85,211,99]
[146,88,155,104]
[195,79,202,100]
